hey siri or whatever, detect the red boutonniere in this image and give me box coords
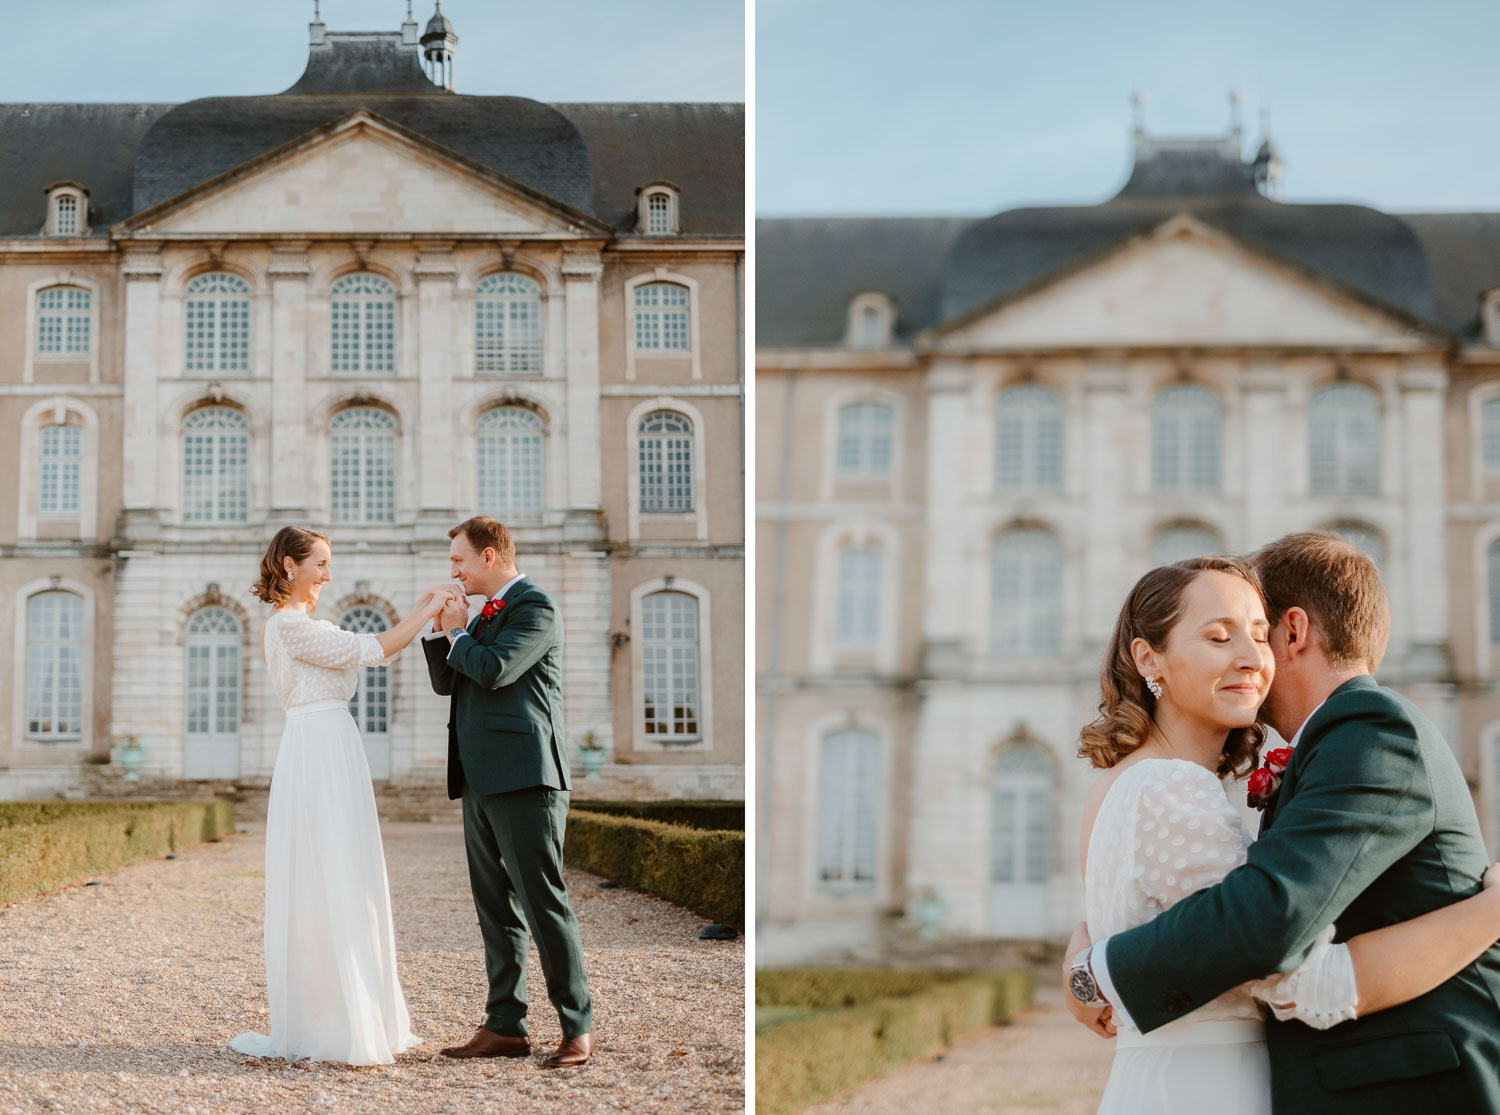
[1247,747,1294,811]
[480,600,505,621]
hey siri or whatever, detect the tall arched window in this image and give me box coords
[183,607,242,778]
[834,546,882,649]
[1482,397,1500,470]
[181,407,249,523]
[818,727,882,890]
[26,591,84,740]
[329,407,397,523]
[1490,539,1500,648]
[38,424,81,516]
[1327,522,1386,568]
[995,385,1063,492]
[1152,385,1221,492]
[341,605,392,780]
[638,411,694,512]
[330,274,396,374]
[1309,384,1380,494]
[474,273,542,374]
[640,591,701,740]
[477,407,544,521]
[836,402,894,478]
[35,287,91,357]
[1150,524,1221,568]
[633,282,690,351]
[184,273,250,372]
[989,744,1053,936]
[991,528,1062,655]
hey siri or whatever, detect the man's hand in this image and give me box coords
[1061,920,1116,1038]
[439,597,470,635]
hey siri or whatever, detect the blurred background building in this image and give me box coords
[0,6,745,800]
[756,110,1500,962]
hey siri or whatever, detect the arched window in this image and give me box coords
[477,407,544,521]
[38,424,81,516]
[25,591,84,740]
[835,546,882,649]
[991,745,1051,885]
[633,282,690,351]
[35,287,91,357]
[1482,397,1500,471]
[1327,522,1385,568]
[1309,384,1379,494]
[184,272,250,372]
[836,402,894,477]
[1490,539,1500,648]
[329,407,397,523]
[341,605,392,779]
[638,184,680,236]
[995,385,1063,491]
[55,195,78,236]
[638,411,694,512]
[1151,524,1221,568]
[330,274,396,374]
[474,273,542,374]
[181,407,249,523]
[183,607,242,778]
[991,528,1062,655]
[640,591,701,740]
[1152,385,1220,492]
[818,727,882,890]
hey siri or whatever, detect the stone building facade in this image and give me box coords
[756,121,1500,961]
[0,10,744,800]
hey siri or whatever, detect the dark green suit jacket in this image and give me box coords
[1106,676,1500,1113]
[422,578,571,800]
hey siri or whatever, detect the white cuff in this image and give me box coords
[1094,937,1136,1030]
[421,629,447,641]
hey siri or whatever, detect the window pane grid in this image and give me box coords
[330,275,396,374]
[995,386,1063,491]
[475,274,542,374]
[1151,526,1220,567]
[1309,385,1380,494]
[836,402,894,477]
[181,408,249,523]
[1152,386,1221,492]
[477,407,544,519]
[819,729,881,888]
[633,282,690,351]
[646,193,672,234]
[835,547,882,648]
[56,195,78,235]
[639,411,694,512]
[330,408,397,523]
[185,273,250,372]
[991,529,1062,655]
[37,287,90,356]
[38,425,81,515]
[26,592,84,739]
[340,607,391,732]
[1484,399,1500,470]
[185,607,242,741]
[641,592,700,738]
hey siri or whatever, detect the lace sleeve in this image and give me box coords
[1244,925,1359,1030]
[1130,762,1250,909]
[275,616,390,670]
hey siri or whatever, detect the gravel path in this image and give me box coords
[799,979,1112,1115]
[0,822,745,1115]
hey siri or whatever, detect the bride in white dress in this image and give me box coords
[232,526,462,1065]
[1070,556,1500,1115]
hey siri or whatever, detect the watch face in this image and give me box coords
[1068,965,1099,1005]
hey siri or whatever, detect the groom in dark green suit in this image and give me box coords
[1070,533,1500,1113]
[422,516,593,1068]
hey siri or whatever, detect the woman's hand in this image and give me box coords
[1484,862,1500,892]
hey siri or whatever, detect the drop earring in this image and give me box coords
[1145,675,1163,700]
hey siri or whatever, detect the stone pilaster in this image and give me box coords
[562,248,603,517]
[1401,361,1449,666]
[268,244,311,518]
[415,245,459,520]
[119,247,164,539]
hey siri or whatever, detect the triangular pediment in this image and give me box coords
[122,111,607,237]
[937,216,1435,349]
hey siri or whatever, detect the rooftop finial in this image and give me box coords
[310,0,326,46]
[1228,89,1243,131]
[314,0,320,18]
[1131,90,1146,133]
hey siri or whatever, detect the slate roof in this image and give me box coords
[758,138,1489,348]
[0,31,743,238]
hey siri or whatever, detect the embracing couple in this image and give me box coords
[230,516,592,1068]
[1067,532,1500,1114]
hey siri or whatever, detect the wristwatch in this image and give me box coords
[448,627,467,641]
[1068,947,1107,1008]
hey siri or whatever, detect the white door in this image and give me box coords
[341,606,392,780]
[988,745,1052,937]
[183,607,242,779]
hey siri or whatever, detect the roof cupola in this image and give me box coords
[421,2,458,91]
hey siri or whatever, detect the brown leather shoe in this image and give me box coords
[440,1027,531,1059]
[544,1032,593,1068]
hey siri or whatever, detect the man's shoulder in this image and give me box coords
[1304,678,1436,759]
[512,581,555,609]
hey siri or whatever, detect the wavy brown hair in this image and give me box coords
[250,526,329,612]
[1079,556,1268,779]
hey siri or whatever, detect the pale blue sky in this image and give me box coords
[0,0,745,103]
[757,0,1500,215]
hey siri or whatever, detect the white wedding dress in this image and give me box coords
[230,610,420,1064]
[1086,758,1359,1115]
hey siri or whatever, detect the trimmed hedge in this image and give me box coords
[570,799,744,832]
[564,809,743,925]
[754,968,1034,1115]
[0,800,237,905]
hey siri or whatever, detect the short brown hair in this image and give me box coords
[250,526,329,611]
[1079,556,1268,779]
[449,516,515,565]
[1250,532,1390,672]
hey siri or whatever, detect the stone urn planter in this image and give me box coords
[116,737,145,782]
[578,730,606,779]
[912,888,945,940]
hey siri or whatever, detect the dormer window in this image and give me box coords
[637,181,680,236]
[846,291,895,349]
[43,183,89,238]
